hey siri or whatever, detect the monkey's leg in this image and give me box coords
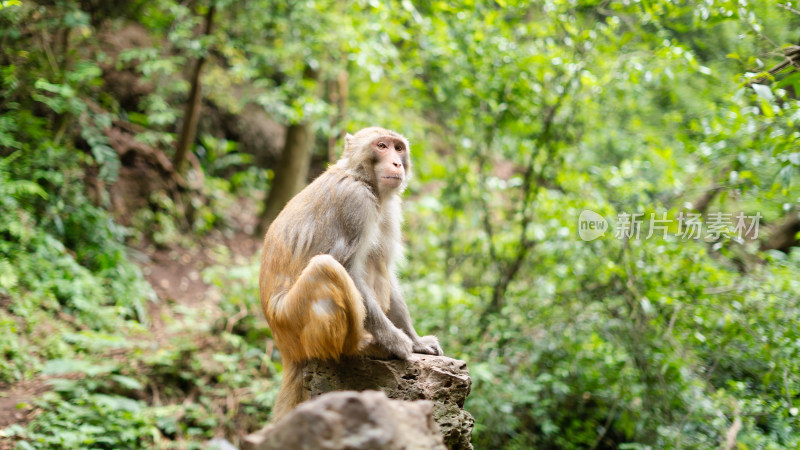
[282,254,366,360]
[271,254,366,419]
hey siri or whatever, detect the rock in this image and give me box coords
[242,390,446,450]
[304,355,474,450]
[207,437,237,450]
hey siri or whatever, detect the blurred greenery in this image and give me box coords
[1,0,799,448]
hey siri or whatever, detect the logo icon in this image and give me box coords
[578,210,608,241]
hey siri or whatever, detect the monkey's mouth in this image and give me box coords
[381,176,404,189]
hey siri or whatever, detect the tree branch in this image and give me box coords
[174,4,216,175]
[760,212,800,252]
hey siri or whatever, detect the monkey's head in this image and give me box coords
[339,127,411,196]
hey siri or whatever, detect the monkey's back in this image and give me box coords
[259,166,379,319]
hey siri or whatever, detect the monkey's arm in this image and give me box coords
[355,275,414,359]
[387,275,443,356]
[320,176,419,359]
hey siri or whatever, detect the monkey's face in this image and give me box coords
[372,136,409,193]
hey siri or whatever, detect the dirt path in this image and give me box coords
[0,200,262,444]
[142,230,261,340]
[0,379,51,429]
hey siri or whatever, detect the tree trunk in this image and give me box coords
[761,213,800,252]
[173,5,215,176]
[327,70,348,163]
[257,121,313,234]
[689,185,722,215]
[257,66,320,235]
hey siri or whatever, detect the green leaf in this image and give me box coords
[0,0,22,9]
[92,394,142,412]
[777,164,793,186]
[0,259,18,289]
[776,72,800,95]
[752,83,773,102]
[111,375,144,390]
[43,359,117,376]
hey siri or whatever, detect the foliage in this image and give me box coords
[1,0,800,448]
[0,121,151,383]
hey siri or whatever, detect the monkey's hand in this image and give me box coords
[379,328,414,359]
[413,335,443,356]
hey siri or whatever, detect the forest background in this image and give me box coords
[1,0,800,448]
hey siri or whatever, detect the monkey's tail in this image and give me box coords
[271,360,307,421]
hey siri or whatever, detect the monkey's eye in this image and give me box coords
[395,144,403,152]
[377,142,387,149]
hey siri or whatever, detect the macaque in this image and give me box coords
[259,127,443,419]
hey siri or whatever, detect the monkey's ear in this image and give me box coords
[344,133,354,152]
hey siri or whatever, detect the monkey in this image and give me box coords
[259,126,443,420]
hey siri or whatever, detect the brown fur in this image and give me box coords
[259,127,442,420]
